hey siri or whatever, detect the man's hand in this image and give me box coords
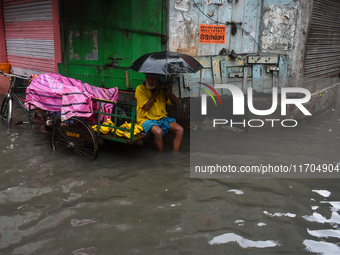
[163,83,171,93]
[154,83,162,95]
[163,83,178,105]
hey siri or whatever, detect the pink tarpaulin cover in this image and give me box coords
[25,73,119,121]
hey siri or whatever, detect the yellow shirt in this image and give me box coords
[135,83,172,125]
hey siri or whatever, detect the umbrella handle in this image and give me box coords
[162,85,168,102]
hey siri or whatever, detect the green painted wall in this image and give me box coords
[58,0,166,90]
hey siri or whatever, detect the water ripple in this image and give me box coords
[0,187,52,204]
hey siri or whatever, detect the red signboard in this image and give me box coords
[199,24,226,44]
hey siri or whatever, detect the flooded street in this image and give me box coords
[1,95,340,254]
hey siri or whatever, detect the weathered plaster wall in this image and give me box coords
[169,5,199,55]
[260,6,297,52]
[169,0,262,56]
[168,0,317,102]
[260,0,313,81]
[290,0,313,82]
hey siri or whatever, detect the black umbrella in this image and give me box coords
[129,51,203,75]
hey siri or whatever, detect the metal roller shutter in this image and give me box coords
[304,0,340,87]
[3,0,55,76]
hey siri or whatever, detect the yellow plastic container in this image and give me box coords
[0,63,10,74]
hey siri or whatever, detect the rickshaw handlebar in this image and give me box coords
[0,70,30,80]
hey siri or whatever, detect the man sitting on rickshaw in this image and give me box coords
[135,73,184,152]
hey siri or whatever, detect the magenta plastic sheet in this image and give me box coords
[25,73,119,121]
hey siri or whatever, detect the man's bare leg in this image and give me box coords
[150,125,164,152]
[169,122,184,151]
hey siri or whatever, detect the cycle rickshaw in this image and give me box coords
[0,71,146,159]
[0,51,203,159]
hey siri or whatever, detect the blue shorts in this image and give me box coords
[142,117,176,135]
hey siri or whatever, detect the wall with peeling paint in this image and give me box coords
[260,5,297,52]
[168,0,313,99]
[169,0,262,56]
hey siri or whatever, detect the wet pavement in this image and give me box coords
[1,95,340,254]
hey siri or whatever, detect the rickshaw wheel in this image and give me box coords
[0,94,13,127]
[50,116,99,159]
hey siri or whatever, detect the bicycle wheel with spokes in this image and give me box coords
[0,94,13,127]
[50,117,99,159]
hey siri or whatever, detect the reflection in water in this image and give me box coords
[209,232,279,248]
[307,229,340,239]
[263,211,296,218]
[0,187,52,203]
[0,96,340,254]
[71,247,98,255]
[313,190,332,198]
[71,218,97,227]
[227,189,244,195]
[303,189,340,255]
[303,240,340,255]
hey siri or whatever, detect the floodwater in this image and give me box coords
[1,95,340,255]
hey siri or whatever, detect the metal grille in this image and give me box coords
[3,0,55,75]
[3,0,52,22]
[304,0,340,85]
[6,39,55,59]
